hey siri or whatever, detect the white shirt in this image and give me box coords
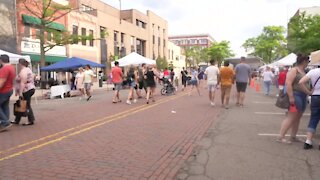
[306,68,320,95]
[205,65,220,85]
[84,69,94,83]
[263,71,274,82]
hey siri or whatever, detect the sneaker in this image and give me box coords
[0,124,12,132]
[126,100,131,105]
[304,143,313,150]
[210,102,215,106]
[133,99,137,103]
[86,96,92,101]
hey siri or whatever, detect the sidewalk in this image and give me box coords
[10,82,113,102]
[175,86,320,180]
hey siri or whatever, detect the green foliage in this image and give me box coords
[288,12,320,54]
[207,41,234,64]
[156,56,168,70]
[242,26,288,63]
[183,46,204,67]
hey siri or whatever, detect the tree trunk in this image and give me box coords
[40,27,46,89]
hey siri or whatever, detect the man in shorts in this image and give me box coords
[111,61,123,103]
[220,61,234,109]
[235,57,251,107]
[205,60,220,106]
[83,65,94,101]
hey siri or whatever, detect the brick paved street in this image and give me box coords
[0,86,220,180]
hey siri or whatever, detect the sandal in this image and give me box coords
[276,138,292,144]
[22,122,34,126]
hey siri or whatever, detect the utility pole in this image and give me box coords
[119,0,121,24]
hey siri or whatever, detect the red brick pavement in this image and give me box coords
[0,87,220,179]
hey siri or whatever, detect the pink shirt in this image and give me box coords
[16,67,35,93]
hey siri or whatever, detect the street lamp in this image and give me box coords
[119,0,122,24]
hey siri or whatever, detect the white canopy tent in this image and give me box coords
[270,53,297,66]
[112,52,156,67]
[0,49,31,64]
[310,50,320,65]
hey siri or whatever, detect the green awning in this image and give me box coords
[22,14,66,31]
[23,54,66,63]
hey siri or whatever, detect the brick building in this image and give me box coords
[169,34,215,49]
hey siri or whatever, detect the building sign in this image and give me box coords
[21,38,66,56]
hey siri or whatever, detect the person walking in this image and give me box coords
[111,61,123,103]
[75,67,85,100]
[299,66,320,149]
[277,54,310,143]
[204,60,220,106]
[235,57,251,107]
[137,63,147,98]
[170,69,175,83]
[220,60,234,109]
[262,66,274,96]
[0,55,15,131]
[145,66,158,104]
[83,65,94,101]
[126,66,138,105]
[12,58,35,126]
[278,67,288,94]
[189,67,201,96]
[181,67,188,91]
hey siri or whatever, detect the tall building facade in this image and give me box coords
[169,34,215,49]
[168,41,186,76]
[69,0,168,68]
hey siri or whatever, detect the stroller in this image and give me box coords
[160,78,175,95]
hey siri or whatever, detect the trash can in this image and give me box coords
[98,71,103,87]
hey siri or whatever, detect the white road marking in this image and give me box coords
[254,112,310,116]
[258,133,307,137]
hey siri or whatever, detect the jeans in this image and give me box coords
[263,81,271,95]
[15,89,35,123]
[293,91,307,113]
[307,96,320,133]
[0,90,13,127]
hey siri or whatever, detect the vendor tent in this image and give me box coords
[310,50,320,65]
[113,52,156,67]
[270,53,297,66]
[41,57,105,71]
[0,49,31,64]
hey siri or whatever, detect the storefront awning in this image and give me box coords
[22,53,66,63]
[22,14,66,31]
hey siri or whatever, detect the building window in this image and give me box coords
[199,39,208,44]
[24,26,30,37]
[171,50,174,60]
[114,31,118,42]
[136,19,146,29]
[81,28,86,45]
[163,39,166,47]
[163,29,166,35]
[152,24,155,32]
[47,32,52,42]
[130,36,134,46]
[100,26,106,38]
[89,30,94,46]
[80,4,95,12]
[121,33,125,43]
[158,26,160,36]
[72,25,78,43]
[190,39,196,44]
[35,29,40,39]
[158,37,161,46]
[153,35,155,44]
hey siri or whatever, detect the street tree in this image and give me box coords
[242,26,287,63]
[20,0,103,82]
[156,56,168,70]
[207,40,234,65]
[183,46,203,67]
[287,12,320,54]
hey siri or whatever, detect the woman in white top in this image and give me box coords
[299,66,320,150]
[12,58,36,126]
[262,66,274,96]
[75,68,85,100]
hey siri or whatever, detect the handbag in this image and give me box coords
[14,98,28,117]
[275,89,290,109]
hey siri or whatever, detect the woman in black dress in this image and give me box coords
[145,66,157,104]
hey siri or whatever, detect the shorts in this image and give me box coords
[138,80,146,90]
[128,81,136,88]
[221,85,232,95]
[236,82,248,92]
[307,95,320,133]
[84,83,92,90]
[190,79,198,86]
[114,83,122,91]
[292,91,307,113]
[207,83,217,92]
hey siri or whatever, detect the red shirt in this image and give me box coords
[111,66,123,83]
[0,64,15,93]
[278,70,287,86]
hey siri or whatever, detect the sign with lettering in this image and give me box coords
[21,39,66,56]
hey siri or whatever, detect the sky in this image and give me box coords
[102,0,320,57]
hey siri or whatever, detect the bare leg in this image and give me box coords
[221,89,225,105]
[240,92,245,105]
[146,87,151,103]
[196,85,201,96]
[225,88,231,107]
[236,92,240,105]
[209,91,213,102]
[279,112,298,139]
[290,112,303,137]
